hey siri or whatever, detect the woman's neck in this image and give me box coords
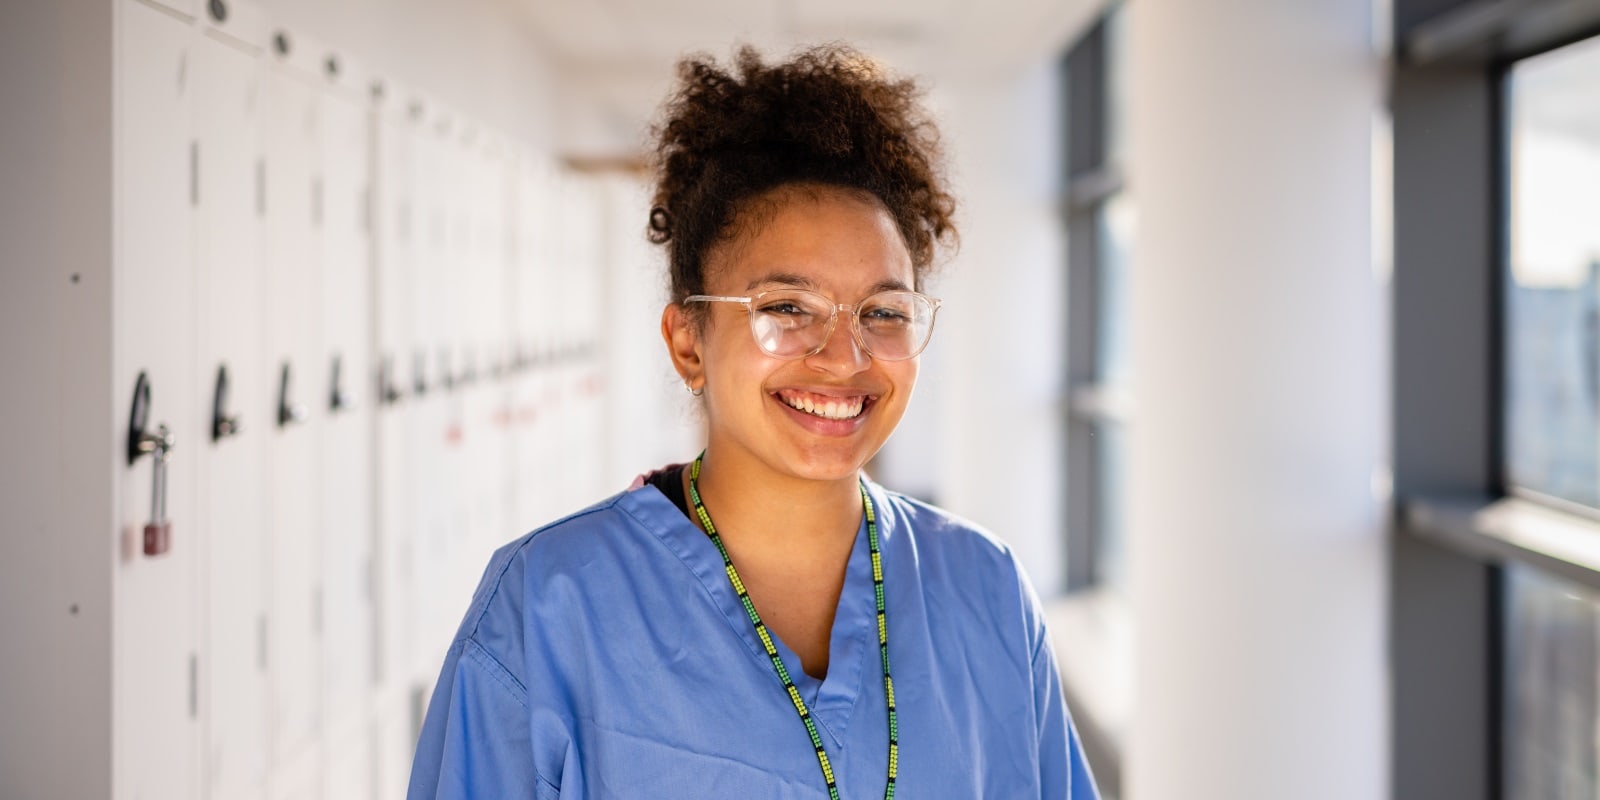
[687,446,863,563]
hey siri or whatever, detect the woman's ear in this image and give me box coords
[661,303,705,393]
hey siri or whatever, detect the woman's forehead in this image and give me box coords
[706,186,915,294]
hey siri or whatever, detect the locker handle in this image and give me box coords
[211,364,242,441]
[127,371,175,556]
[128,372,176,461]
[329,354,355,413]
[277,363,308,428]
[378,355,403,406]
[127,371,153,465]
[412,352,429,397]
[439,351,455,392]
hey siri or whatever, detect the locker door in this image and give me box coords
[262,60,323,779]
[371,98,415,702]
[460,137,503,569]
[439,122,473,612]
[510,156,549,531]
[114,2,199,798]
[325,725,375,800]
[193,28,269,800]
[407,118,460,681]
[481,143,516,560]
[316,84,376,757]
[573,177,609,500]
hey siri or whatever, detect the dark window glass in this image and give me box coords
[1505,562,1600,799]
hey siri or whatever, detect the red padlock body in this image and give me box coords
[143,521,171,556]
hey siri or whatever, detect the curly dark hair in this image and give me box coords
[648,44,957,302]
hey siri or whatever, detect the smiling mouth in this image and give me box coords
[775,389,870,420]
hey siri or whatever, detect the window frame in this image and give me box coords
[1061,8,1128,594]
[1392,2,1600,799]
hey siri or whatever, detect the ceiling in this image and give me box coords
[512,0,1103,157]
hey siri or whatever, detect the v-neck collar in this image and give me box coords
[619,480,887,748]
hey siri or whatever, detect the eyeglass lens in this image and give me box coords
[748,290,936,360]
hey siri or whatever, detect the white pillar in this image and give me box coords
[1126,3,1387,799]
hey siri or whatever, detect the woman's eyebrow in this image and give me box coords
[744,273,914,293]
[745,272,816,290]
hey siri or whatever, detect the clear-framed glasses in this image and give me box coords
[683,288,942,362]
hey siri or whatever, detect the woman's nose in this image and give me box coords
[804,314,872,375]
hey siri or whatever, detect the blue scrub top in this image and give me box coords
[408,477,1099,799]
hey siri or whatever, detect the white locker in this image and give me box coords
[460,131,511,577]
[316,53,377,759]
[114,2,201,797]
[511,155,555,531]
[370,89,425,794]
[370,84,417,705]
[193,7,271,798]
[438,115,474,618]
[261,29,325,782]
[5,3,588,796]
[406,105,462,681]
[372,696,417,800]
[483,138,519,563]
[325,726,376,800]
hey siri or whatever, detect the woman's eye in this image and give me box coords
[863,307,911,323]
[760,302,809,316]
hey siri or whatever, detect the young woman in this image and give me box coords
[409,45,1099,799]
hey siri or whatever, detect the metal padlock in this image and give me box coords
[142,424,174,557]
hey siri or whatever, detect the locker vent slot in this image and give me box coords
[313,177,323,228]
[189,141,199,207]
[188,653,198,718]
[258,615,268,669]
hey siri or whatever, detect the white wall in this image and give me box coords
[1126,2,1388,798]
[255,0,558,149]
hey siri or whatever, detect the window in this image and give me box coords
[1393,4,1600,797]
[1501,30,1600,800]
[1506,34,1600,511]
[1505,562,1600,799]
[1062,3,1132,593]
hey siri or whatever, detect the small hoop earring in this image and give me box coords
[685,381,703,397]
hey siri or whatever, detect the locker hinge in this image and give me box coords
[189,141,200,207]
[188,652,198,718]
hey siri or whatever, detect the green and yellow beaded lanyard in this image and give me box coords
[687,454,899,800]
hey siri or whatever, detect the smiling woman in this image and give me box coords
[407,44,1100,800]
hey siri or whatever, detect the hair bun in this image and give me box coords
[648,44,956,301]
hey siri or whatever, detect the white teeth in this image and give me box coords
[781,392,865,420]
